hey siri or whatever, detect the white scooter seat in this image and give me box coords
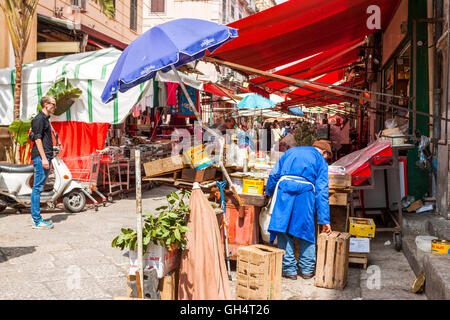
[0,163,34,173]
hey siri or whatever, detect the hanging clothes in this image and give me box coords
[166,82,179,106]
[145,79,154,109]
[158,81,168,107]
[153,80,160,107]
[132,105,140,118]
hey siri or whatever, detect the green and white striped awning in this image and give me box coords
[0,48,203,125]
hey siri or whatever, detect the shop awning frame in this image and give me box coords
[203,57,450,124]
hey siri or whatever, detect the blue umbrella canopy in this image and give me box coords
[237,93,276,109]
[289,107,304,117]
[101,18,238,103]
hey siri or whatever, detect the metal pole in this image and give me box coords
[169,65,244,207]
[413,19,417,135]
[135,149,144,298]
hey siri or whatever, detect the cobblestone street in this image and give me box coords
[0,186,426,300]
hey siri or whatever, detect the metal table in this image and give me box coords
[352,144,415,251]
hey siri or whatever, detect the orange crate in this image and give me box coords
[223,204,260,257]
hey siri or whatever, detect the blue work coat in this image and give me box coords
[266,146,330,244]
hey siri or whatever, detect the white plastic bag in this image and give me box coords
[259,199,277,245]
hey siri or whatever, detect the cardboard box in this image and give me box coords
[236,244,284,300]
[407,200,423,213]
[143,155,185,177]
[181,167,216,182]
[348,217,376,238]
[129,244,180,279]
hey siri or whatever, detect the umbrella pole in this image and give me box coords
[170,65,244,208]
[135,149,144,298]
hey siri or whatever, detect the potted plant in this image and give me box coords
[111,190,191,252]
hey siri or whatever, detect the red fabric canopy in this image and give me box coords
[202,83,234,98]
[211,0,399,72]
[250,38,362,92]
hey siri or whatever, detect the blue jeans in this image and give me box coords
[277,232,316,275]
[31,157,50,224]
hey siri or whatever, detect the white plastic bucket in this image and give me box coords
[415,235,438,253]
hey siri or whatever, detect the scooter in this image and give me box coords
[0,147,86,214]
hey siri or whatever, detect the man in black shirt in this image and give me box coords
[30,96,57,229]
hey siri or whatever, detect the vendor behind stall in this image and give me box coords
[266,140,332,280]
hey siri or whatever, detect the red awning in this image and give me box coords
[211,0,400,72]
[202,83,234,98]
[250,38,362,93]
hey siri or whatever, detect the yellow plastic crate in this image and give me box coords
[348,217,376,238]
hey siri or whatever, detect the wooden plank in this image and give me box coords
[135,271,143,299]
[37,41,80,53]
[143,155,185,178]
[323,232,339,288]
[329,193,348,206]
[328,174,352,189]
[334,232,350,290]
[349,252,368,270]
[314,233,328,287]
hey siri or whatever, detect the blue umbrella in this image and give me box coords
[289,107,304,117]
[101,18,238,103]
[237,93,276,109]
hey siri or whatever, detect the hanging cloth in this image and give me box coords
[166,82,179,106]
[178,186,232,300]
[145,79,154,108]
[158,81,168,107]
[153,80,160,107]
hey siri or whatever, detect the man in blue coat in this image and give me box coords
[266,140,332,280]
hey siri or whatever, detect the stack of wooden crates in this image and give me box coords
[236,245,285,300]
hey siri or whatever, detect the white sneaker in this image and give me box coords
[30,218,53,226]
[32,219,54,229]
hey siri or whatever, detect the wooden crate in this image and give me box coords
[315,231,351,290]
[348,252,368,270]
[236,244,285,300]
[329,192,348,206]
[158,270,179,300]
[181,167,216,182]
[328,174,352,189]
[330,206,348,232]
[143,155,185,178]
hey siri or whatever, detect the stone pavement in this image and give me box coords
[0,185,426,300]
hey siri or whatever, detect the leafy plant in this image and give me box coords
[111,190,191,252]
[37,79,83,116]
[6,118,32,164]
[8,118,31,146]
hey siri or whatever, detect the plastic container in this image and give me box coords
[183,144,213,170]
[242,178,264,195]
[431,239,450,254]
[415,236,438,253]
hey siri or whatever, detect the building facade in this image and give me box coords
[143,0,256,29]
[0,0,143,68]
[254,0,276,12]
[142,0,259,84]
